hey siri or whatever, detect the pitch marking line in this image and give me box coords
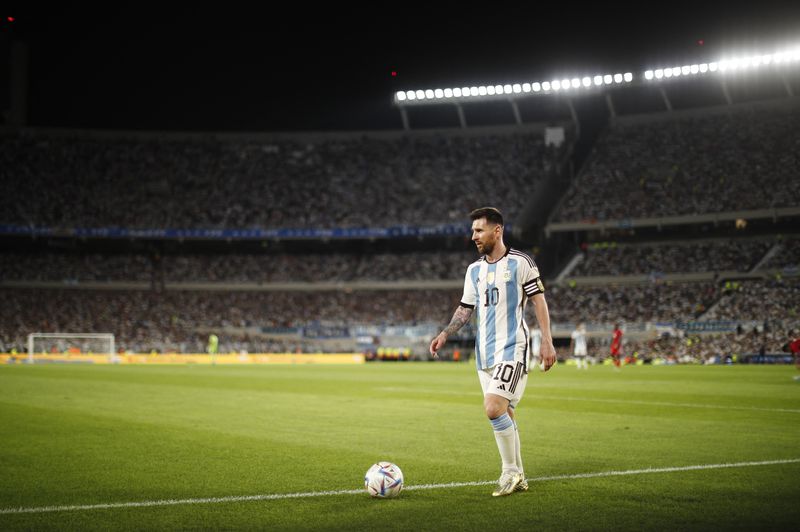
[2,458,798,516]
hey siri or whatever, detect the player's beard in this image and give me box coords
[478,239,495,256]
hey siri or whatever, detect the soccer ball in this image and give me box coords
[364,461,404,498]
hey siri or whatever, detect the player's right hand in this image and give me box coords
[429,332,447,359]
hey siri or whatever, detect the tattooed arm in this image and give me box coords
[429,305,474,358]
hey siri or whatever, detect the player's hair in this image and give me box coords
[469,207,504,226]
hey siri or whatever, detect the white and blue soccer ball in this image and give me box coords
[364,461,404,498]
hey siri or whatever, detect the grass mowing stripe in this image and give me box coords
[3,458,798,516]
[527,395,800,414]
[377,387,800,414]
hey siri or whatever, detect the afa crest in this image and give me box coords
[487,271,495,285]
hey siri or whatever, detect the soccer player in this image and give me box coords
[530,324,542,369]
[610,323,623,369]
[570,322,589,369]
[785,331,800,381]
[430,207,556,497]
[207,333,219,365]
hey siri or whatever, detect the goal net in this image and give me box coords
[27,333,117,364]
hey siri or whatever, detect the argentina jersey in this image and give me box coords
[460,248,544,372]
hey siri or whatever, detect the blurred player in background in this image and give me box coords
[610,323,623,369]
[570,322,589,369]
[207,333,219,365]
[530,323,542,369]
[430,207,556,497]
[785,331,800,381]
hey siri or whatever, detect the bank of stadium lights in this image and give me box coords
[394,71,633,103]
[643,46,800,81]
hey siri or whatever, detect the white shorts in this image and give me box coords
[478,361,528,409]
[574,347,587,357]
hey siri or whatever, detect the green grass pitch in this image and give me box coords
[1,362,799,531]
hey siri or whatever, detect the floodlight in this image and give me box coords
[532,82,542,92]
[522,83,531,92]
[469,87,479,96]
[603,74,613,84]
[453,88,462,97]
[672,67,681,76]
[461,87,470,96]
[494,85,503,94]
[681,65,690,75]
[425,89,434,99]
[503,84,513,94]
[664,68,673,78]
[762,54,772,64]
[624,72,633,82]
[396,91,406,101]
[593,75,603,86]
[708,62,718,72]
[433,89,443,99]
[645,70,654,80]
[444,88,453,97]
[512,83,522,93]
[560,79,570,90]
[699,63,708,73]
[582,76,591,87]
[552,80,561,91]
[487,85,496,95]
[407,91,417,100]
[478,86,487,96]
[542,81,551,91]
[690,64,699,74]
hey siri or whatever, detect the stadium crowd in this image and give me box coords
[0,250,476,283]
[570,239,773,277]
[553,105,800,222]
[0,131,560,230]
[764,237,800,271]
[545,282,720,323]
[0,288,461,354]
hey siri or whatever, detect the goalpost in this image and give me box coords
[27,333,117,364]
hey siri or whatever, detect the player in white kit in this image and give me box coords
[570,323,589,369]
[430,207,556,497]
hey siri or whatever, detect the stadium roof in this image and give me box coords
[2,4,799,131]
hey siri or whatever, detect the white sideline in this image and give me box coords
[1,458,798,516]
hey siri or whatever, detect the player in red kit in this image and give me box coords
[785,331,800,381]
[610,323,623,368]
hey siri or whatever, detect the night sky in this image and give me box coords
[3,3,800,132]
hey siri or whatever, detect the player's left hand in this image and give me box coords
[539,342,556,371]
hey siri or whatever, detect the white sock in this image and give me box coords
[513,420,524,475]
[490,413,518,474]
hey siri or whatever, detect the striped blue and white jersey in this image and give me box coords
[460,248,545,371]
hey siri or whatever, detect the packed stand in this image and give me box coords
[162,250,476,282]
[0,251,477,283]
[763,237,800,271]
[0,288,462,354]
[543,282,720,324]
[0,132,560,230]
[570,239,772,277]
[553,105,800,222]
[0,253,153,282]
[701,278,800,323]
